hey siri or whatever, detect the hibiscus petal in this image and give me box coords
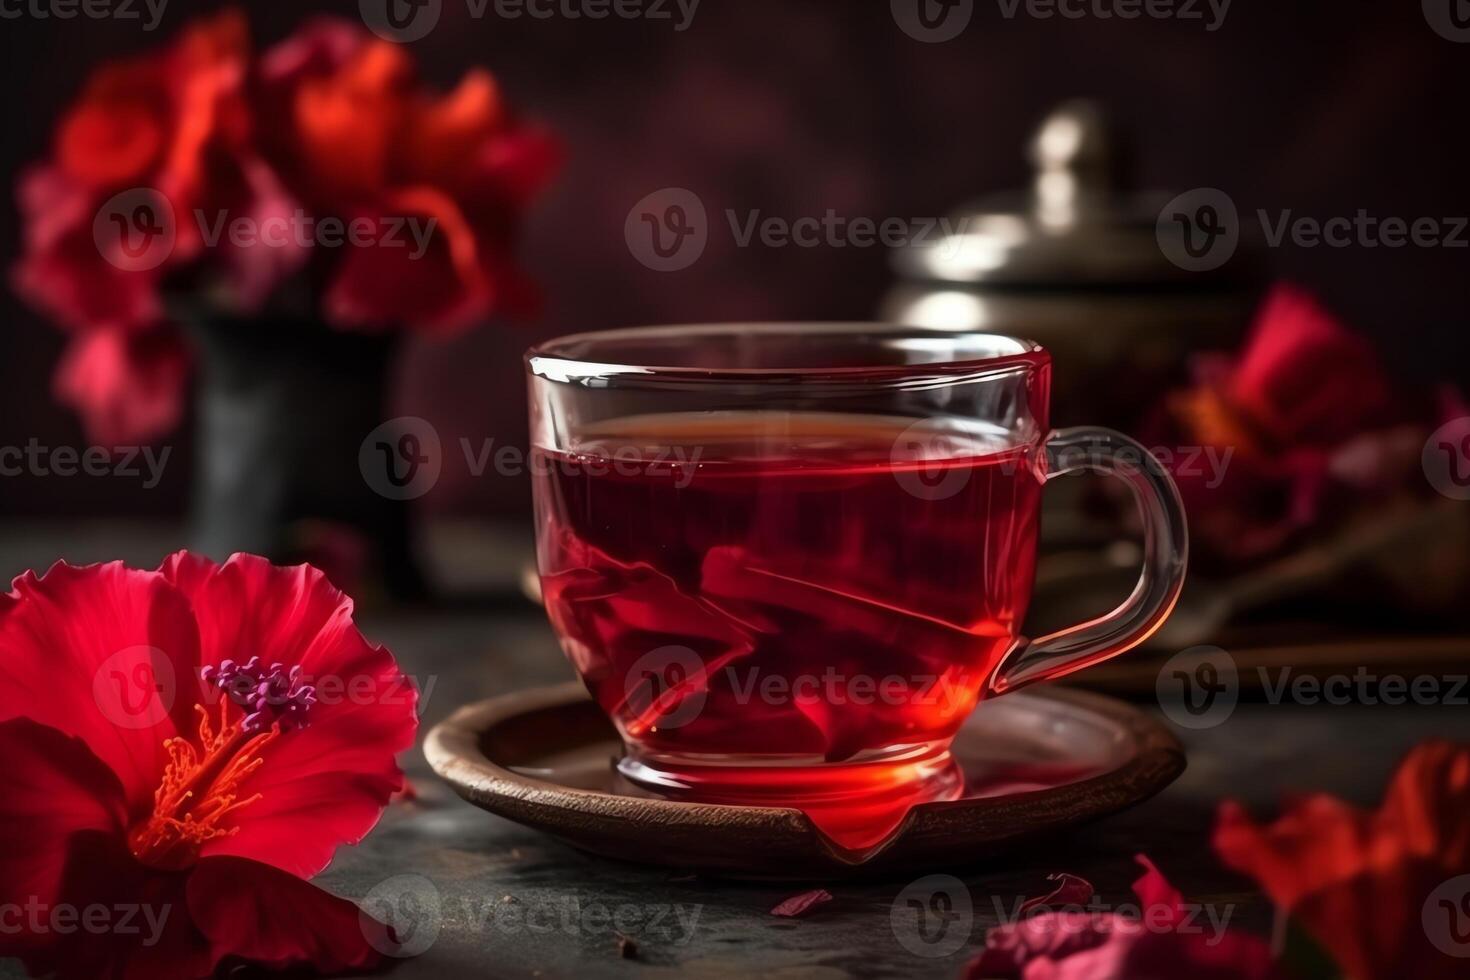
[322,193,503,335]
[0,720,128,930]
[11,830,208,980]
[1131,855,1185,921]
[11,166,165,336]
[1229,284,1394,447]
[1379,740,1470,867]
[160,552,416,877]
[769,889,833,917]
[0,561,201,816]
[187,856,388,974]
[1215,742,1470,980]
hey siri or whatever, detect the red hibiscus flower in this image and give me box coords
[0,552,419,979]
[1215,742,1470,980]
[12,10,559,445]
[967,856,1282,980]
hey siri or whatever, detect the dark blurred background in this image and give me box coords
[2,0,1467,520]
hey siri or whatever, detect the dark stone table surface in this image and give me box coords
[3,523,1468,979]
[326,608,1470,980]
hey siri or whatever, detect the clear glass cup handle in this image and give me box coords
[990,427,1189,695]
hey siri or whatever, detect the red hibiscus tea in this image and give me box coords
[533,411,1044,851]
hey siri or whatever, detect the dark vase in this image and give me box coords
[186,313,426,600]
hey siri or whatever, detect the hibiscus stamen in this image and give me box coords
[129,662,316,869]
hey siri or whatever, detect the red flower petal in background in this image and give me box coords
[1145,283,1426,567]
[0,552,416,978]
[1227,285,1394,449]
[53,327,190,448]
[1215,741,1470,980]
[12,166,164,335]
[288,39,412,203]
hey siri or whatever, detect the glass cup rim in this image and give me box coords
[525,322,1049,387]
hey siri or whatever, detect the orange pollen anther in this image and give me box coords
[128,699,278,869]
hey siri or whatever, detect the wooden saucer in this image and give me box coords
[424,683,1184,879]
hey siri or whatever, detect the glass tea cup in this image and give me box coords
[526,324,1186,850]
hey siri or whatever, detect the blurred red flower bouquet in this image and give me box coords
[14,10,559,446]
[12,11,559,593]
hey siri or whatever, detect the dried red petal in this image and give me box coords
[1020,872,1095,912]
[770,889,834,917]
